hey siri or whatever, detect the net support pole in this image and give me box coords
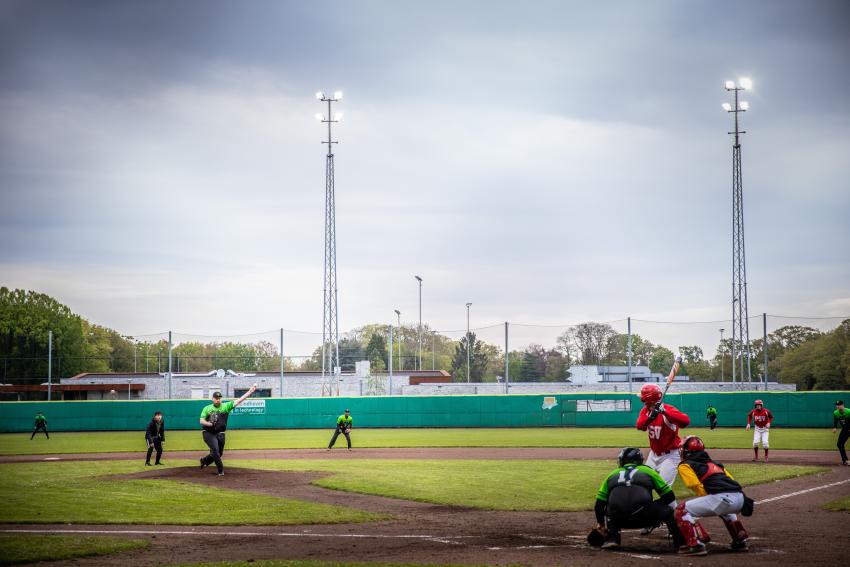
[280,328,284,398]
[627,317,633,393]
[504,321,510,395]
[763,313,768,391]
[388,324,393,396]
[47,330,52,401]
[167,331,173,399]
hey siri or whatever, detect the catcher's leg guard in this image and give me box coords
[674,502,701,548]
[722,517,749,543]
[695,521,711,544]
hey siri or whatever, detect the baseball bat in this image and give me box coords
[658,355,682,404]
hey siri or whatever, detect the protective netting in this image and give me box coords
[5,315,847,391]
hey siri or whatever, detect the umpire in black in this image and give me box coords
[144,411,165,466]
[593,447,685,550]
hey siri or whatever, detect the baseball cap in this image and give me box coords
[836,400,844,406]
[212,391,223,398]
[344,408,350,412]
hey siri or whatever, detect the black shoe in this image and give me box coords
[155,462,163,465]
[217,472,224,476]
[145,462,152,466]
[200,458,207,470]
[640,525,657,535]
[601,533,621,549]
[730,541,749,552]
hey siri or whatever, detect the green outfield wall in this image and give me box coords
[0,391,846,432]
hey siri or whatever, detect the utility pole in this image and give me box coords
[316,90,343,393]
[719,328,725,382]
[466,303,472,383]
[723,78,754,383]
[47,330,52,401]
[414,276,423,370]
[394,309,402,370]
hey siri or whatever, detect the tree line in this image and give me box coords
[1,287,847,390]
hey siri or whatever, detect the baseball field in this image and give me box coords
[1,427,847,567]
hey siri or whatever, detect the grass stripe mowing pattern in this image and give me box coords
[0,461,379,525]
[0,534,149,565]
[0,427,839,455]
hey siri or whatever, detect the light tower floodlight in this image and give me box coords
[722,78,753,383]
[333,91,343,100]
[315,113,324,121]
[334,112,343,121]
[722,102,732,112]
[317,89,343,390]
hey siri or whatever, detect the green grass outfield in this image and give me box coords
[1,427,839,455]
[823,495,850,512]
[0,461,379,525]
[0,534,149,565]
[0,459,825,521]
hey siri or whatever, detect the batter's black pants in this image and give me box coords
[838,428,850,463]
[709,416,717,430]
[201,431,226,473]
[607,501,684,547]
[328,427,351,449]
[146,441,163,464]
[31,424,49,439]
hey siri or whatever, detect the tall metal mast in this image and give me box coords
[723,79,753,383]
[316,90,343,391]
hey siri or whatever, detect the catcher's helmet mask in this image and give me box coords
[680,435,705,459]
[618,447,644,467]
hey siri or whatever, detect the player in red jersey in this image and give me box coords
[746,399,774,462]
[636,383,691,487]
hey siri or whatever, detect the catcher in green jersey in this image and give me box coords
[590,447,685,550]
[327,409,353,451]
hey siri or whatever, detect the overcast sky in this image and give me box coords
[1,0,848,354]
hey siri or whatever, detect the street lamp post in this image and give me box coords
[466,302,472,383]
[414,276,422,370]
[394,309,401,370]
[719,328,725,382]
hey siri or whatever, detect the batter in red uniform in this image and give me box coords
[746,399,774,462]
[636,383,691,487]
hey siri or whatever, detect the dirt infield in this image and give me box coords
[2,448,848,566]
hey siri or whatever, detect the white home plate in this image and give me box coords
[43,457,61,461]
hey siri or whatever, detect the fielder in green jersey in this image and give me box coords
[328,409,353,450]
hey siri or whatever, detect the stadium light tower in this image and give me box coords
[723,78,753,383]
[316,90,343,388]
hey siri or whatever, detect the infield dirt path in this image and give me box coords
[2,448,848,566]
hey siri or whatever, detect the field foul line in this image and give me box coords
[756,478,850,504]
[0,528,467,543]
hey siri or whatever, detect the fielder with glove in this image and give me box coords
[327,409,353,451]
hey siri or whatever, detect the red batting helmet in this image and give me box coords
[754,399,763,407]
[640,383,663,405]
[680,435,705,459]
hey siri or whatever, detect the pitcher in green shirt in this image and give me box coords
[327,409,353,451]
[199,384,257,475]
[30,412,49,440]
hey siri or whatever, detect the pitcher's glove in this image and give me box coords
[587,525,608,547]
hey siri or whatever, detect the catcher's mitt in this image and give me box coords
[587,526,608,547]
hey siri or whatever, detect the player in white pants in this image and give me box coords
[746,400,774,462]
[645,449,680,488]
[676,436,750,555]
